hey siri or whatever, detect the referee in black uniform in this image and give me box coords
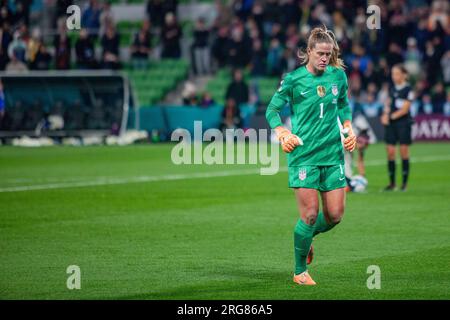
[381,64,414,191]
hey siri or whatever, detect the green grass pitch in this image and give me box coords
[0,142,449,299]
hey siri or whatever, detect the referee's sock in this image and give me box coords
[402,159,410,186]
[294,219,314,275]
[388,160,396,186]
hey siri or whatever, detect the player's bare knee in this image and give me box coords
[305,214,317,225]
[302,209,318,225]
[329,215,342,224]
[328,208,344,224]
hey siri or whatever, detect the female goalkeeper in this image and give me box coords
[265,26,356,285]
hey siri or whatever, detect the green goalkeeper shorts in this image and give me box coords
[288,164,347,191]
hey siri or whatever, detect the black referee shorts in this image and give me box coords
[384,121,412,145]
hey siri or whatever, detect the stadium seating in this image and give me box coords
[126,59,189,106]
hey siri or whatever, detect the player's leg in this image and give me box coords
[344,151,353,192]
[293,188,318,284]
[314,165,347,236]
[386,144,396,190]
[399,145,409,191]
[288,166,319,284]
[384,124,397,190]
[399,123,412,191]
[357,148,366,176]
[320,187,346,228]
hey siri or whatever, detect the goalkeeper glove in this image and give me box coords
[341,125,356,152]
[275,126,303,153]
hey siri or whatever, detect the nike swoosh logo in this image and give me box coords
[301,91,310,95]
[339,177,345,181]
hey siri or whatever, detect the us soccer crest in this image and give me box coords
[299,168,307,181]
[332,84,338,96]
[316,85,326,97]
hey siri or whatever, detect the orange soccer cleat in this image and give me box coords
[307,245,314,265]
[293,271,316,286]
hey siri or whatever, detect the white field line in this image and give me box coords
[0,155,449,193]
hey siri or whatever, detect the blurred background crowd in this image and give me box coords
[0,0,448,121]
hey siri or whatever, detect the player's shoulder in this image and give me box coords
[394,83,413,94]
[283,66,308,84]
[327,65,347,80]
[403,83,413,92]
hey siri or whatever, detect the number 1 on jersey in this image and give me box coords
[319,103,324,118]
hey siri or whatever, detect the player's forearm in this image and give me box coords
[391,103,411,120]
[342,120,352,129]
[338,105,352,124]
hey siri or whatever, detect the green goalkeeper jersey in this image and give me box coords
[266,65,352,167]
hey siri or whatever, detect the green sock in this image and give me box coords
[294,219,314,275]
[313,211,336,237]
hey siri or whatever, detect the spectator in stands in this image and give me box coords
[361,93,382,119]
[100,1,115,38]
[266,38,282,76]
[162,0,178,17]
[81,0,102,40]
[221,98,242,131]
[0,22,12,70]
[424,35,445,85]
[130,19,152,70]
[385,42,404,68]
[101,24,121,70]
[181,81,198,106]
[249,1,264,34]
[441,51,450,84]
[246,16,261,42]
[428,0,448,33]
[0,3,12,27]
[192,17,211,75]
[444,91,450,117]
[5,49,27,72]
[26,27,42,69]
[227,22,252,68]
[75,28,97,69]
[232,0,254,21]
[404,37,422,81]
[249,38,266,77]
[19,1,33,19]
[420,94,434,115]
[280,0,300,28]
[346,43,373,75]
[211,26,230,69]
[431,82,446,114]
[280,48,296,74]
[200,92,215,108]
[146,0,178,28]
[284,23,299,51]
[262,0,281,38]
[11,1,30,28]
[7,29,26,64]
[225,69,249,107]
[160,12,182,59]
[371,57,391,86]
[54,29,71,70]
[268,22,284,44]
[32,43,52,70]
[146,0,164,28]
[377,82,390,107]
